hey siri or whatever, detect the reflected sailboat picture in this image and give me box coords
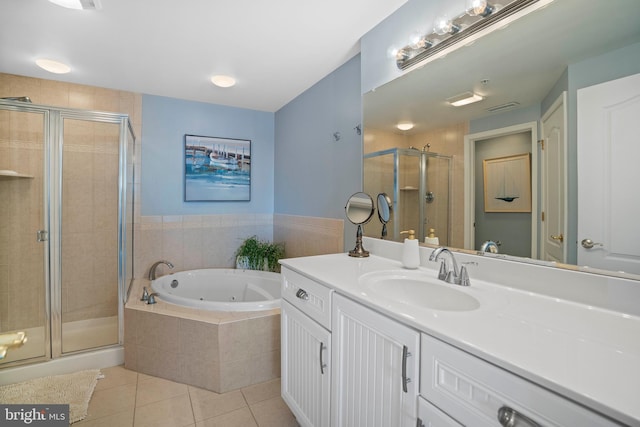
[483,153,531,212]
[495,161,520,202]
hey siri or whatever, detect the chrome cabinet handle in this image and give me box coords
[581,238,603,249]
[319,342,327,375]
[295,288,309,300]
[402,345,411,393]
[498,406,541,427]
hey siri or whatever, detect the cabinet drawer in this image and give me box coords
[281,267,333,330]
[418,397,462,427]
[420,333,617,427]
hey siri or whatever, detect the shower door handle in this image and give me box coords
[36,230,48,242]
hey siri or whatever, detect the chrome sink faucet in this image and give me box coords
[148,260,174,280]
[428,247,471,286]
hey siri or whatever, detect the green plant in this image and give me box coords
[235,236,285,272]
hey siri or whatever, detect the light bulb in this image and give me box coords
[433,15,459,36]
[466,0,493,17]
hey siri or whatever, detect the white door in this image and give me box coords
[332,294,419,427]
[577,72,640,274]
[281,300,331,427]
[540,92,567,262]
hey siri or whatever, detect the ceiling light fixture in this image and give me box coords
[211,75,236,88]
[47,0,102,10]
[35,59,71,74]
[396,122,415,131]
[447,91,484,107]
[395,0,542,70]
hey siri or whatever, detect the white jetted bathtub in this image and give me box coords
[151,268,281,311]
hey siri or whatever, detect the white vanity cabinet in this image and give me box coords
[419,333,619,427]
[281,268,333,427]
[331,293,420,427]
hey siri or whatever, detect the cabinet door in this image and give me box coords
[332,294,419,427]
[281,300,331,427]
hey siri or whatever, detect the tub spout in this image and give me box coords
[148,260,174,280]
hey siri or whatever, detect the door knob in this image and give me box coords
[581,238,603,249]
[550,234,564,242]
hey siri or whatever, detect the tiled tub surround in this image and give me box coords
[124,279,281,393]
[134,213,345,279]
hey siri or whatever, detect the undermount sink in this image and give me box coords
[359,270,480,311]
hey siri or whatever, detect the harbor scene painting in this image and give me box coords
[184,134,251,201]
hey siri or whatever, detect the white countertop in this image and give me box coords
[280,251,640,426]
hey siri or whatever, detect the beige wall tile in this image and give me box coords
[250,349,281,385]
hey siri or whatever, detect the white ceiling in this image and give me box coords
[0,0,407,112]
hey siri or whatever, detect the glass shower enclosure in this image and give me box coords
[0,99,135,367]
[364,148,452,244]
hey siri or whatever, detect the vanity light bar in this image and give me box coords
[397,0,540,70]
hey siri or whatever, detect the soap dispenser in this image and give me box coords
[425,228,439,245]
[400,229,420,269]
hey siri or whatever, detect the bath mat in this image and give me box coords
[0,369,102,424]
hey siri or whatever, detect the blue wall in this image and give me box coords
[274,55,363,249]
[141,95,274,215]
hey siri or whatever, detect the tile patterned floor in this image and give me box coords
[74,366,299,427]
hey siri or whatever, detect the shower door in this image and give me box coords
[57,115,122,354]
[0,106,49,366]
[364,148,452,243]
[0,101,134,366]
[423,153,452,246]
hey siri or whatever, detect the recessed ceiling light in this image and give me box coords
[396,122,414,131]
[211,75,236,88]
[35,59,71,74]
[47,0,101,10]
[446,91,484,107]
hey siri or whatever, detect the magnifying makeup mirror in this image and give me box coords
[377,193,392,239]
[345,192,375,257]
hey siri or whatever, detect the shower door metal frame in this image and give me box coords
[364,147,453,243]
[0,101,52,365]
[0,99,134,364]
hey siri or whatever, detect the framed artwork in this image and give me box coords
[483,153,531,212]
[184,134,251,201]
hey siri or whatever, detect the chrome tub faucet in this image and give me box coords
[148,260,174,280]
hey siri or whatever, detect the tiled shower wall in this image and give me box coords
[0,108,45,331]
[0,73,142,329]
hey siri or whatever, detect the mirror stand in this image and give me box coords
[349,224,370,257]
[345,192,375,258]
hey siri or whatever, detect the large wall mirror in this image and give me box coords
[363,0,640,278]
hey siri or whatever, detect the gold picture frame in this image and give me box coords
[483,153,531,212]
